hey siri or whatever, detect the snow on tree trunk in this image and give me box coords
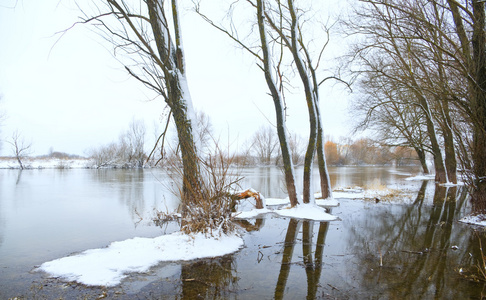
[147,0,203,203]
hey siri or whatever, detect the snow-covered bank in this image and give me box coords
[0,157,91,169]
[38,232,243,287]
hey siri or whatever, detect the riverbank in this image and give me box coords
[0,157,91,169]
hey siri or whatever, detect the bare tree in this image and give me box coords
[87,142,119,168]
[195,0,300,206]
[262,0,337,201]
[126,118,146,167]
[352,69,431,173]
[196,0,339,203]
[80,1,210,219]
[7,130,32,169]
[346,0,452,183]
[250,125,279,165]
[446,0,486,211]
[288,132,306,165]
[346,0,486,198]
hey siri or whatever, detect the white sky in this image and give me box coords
[0,0,351,156]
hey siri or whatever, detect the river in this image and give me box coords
[0,166,483,299]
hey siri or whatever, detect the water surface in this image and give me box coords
[1,166,484,299]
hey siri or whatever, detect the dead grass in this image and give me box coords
[363,179,407,202]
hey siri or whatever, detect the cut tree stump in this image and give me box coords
[235,189,264,209]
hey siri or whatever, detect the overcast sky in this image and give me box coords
[0,0,351,157]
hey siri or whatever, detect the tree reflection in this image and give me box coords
[275,218,300,300]
[178,255,238,299]
[274,218,330,300]
[347,182,483,298]
[234,218,265,232]
[304,221,329,299]
[91,169,149,224]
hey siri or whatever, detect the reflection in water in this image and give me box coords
[179,255,238,299]
[15,170,23,185]
[348,184,481,298]
[275,219,300,300]
[91,169,147,223]
[275,219,330,300]
[234,218,265,232]
[305,221,329,299]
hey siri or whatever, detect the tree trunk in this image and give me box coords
[419,97,448,183]
[256,0,298,207]
[415,147,429,174]
[287,0,317,204]
[316,114,332,199]
[147,0,204,205]
[471,0,486,212]
[442,112,457,184]
[170,83,202,202]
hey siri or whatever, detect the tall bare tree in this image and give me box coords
[347,0,486,206]
[196,0,337,203]
[346,0,453,183]
[85,0,200,196]
[263,0,335,201]
[446,0,486,211]
[80,0,236,232]
[353,67,431,173]
[195,0,300,207]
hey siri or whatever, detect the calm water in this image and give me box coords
[0,166,484,299]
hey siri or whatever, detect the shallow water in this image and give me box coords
[1,166,485,299]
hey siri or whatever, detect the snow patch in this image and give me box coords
[315,198,339,207]
[38,232,243,287]
[274,203,338,221]
[232,195,338,220]
[265,198,291,206]
[232,208,272,219]
[440,181,465,187]
[459,215,486,227]
[405,174,436,181]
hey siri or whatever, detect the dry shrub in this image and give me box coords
[166,145,242,236]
